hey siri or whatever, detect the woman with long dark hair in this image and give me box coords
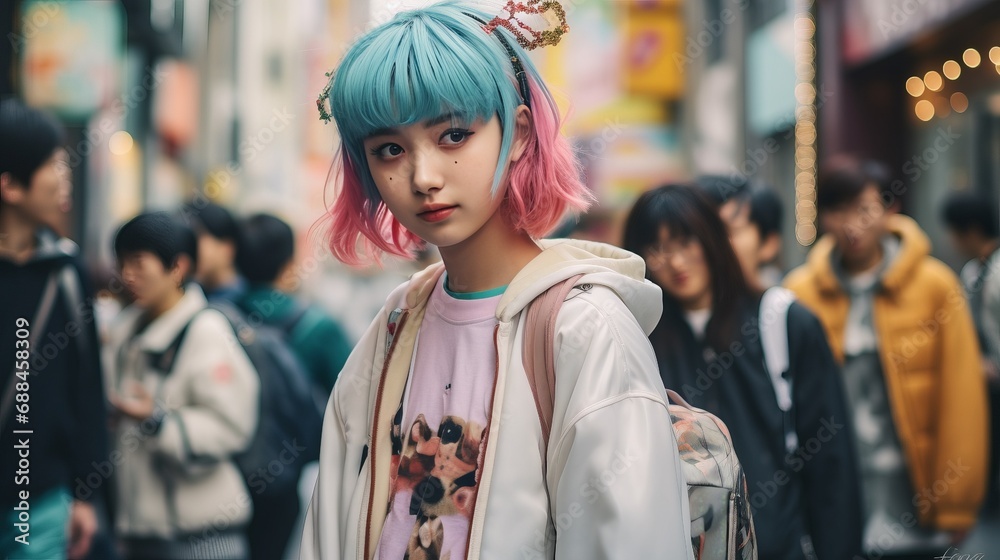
[624,184,863,560]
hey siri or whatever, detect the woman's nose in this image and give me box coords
[411,151,445,195]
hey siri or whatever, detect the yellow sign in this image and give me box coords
[623,7,684,99]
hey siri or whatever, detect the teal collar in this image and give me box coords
[444,273,507,300]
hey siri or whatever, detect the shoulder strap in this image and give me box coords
[1,270,60,431]
[759,286,794,410]
[521,274,585,451]
[278,306,310,338]
[759,286,798,453]
[58,263,92,374]
[148,312,201,375]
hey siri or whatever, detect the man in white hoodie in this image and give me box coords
[107,212,259,560]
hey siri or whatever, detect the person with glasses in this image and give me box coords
[624,183,862,560]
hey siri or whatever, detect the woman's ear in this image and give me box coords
[509,105,532,163]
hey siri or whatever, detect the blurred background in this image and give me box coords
[4,0,1000,556]
[3,0,1000,336]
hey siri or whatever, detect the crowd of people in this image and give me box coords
[1,1,998,559]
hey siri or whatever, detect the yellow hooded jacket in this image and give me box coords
[785,214,988,531]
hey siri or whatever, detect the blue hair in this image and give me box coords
[329,1,542,202]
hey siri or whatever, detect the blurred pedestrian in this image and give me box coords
[182,201,246,305]
[785,157,988,559]
[300,2,694,558]
[697,175,785,290]
[624,184,862,560]
[232,213,343,560]
[236,213,351,395]
[0,98,108,560]
[942,190,1000,511]
[106,212,259,560]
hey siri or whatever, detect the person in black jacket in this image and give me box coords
[0,99,109,559]
[623,184,862,560]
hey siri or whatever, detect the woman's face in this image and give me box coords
[362,111,527,252]
[644,226,712,310]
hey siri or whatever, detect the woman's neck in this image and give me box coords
[438,210,541,293]
[680,291,713,313]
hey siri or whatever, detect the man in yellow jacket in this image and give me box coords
[785,156,988,559]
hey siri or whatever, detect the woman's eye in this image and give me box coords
[441,129,473,145]
[370,143,403,158]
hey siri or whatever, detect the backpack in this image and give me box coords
[154,301,324,494]
[522,275,757,560]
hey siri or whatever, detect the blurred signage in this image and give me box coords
[843,0,992,64]
[19,1,124,120]
[623,5,684,99]
[153,60,199,151]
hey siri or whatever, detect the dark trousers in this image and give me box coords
[986,382,1000,511]
[248,489,301,560]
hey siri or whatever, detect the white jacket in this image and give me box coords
[301,240,693,559]
[107,285,259,538]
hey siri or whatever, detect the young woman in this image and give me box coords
[301,2,693,558]
[106,212,259,559]
[623,184,862,560]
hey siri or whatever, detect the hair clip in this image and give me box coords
[482,1,569,51]
[317,71,333,124]
[465,13,532,108]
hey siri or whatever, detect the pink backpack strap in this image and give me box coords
[522,274,586,450]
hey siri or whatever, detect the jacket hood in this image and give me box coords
[399,239,662,335]
[806,213,930,295]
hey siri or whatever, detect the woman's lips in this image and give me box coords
[419,206,456,223]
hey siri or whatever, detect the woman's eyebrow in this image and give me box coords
[365,127,399,139]
[423,113,456,128]
[364,113,468,140]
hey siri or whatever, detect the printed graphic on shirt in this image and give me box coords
[387,411,484,560]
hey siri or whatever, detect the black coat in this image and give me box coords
[652,296,863,560]
[0,230,109,508]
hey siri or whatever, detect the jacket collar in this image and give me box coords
[129,284,210,352]
[808,213,930,296]
[400,239,662,333]
[11,228,78,265]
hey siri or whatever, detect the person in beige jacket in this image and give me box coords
[106,212,259,560]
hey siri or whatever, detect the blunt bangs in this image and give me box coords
[330,2,523,200]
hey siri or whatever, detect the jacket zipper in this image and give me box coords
[362,310,409,560]
[463,324,502,559]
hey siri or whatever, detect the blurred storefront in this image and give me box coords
[819,0,1000,267]
[529,0,687,243]
[681,0,811,267]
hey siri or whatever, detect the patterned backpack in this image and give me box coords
[522,275,757,560]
